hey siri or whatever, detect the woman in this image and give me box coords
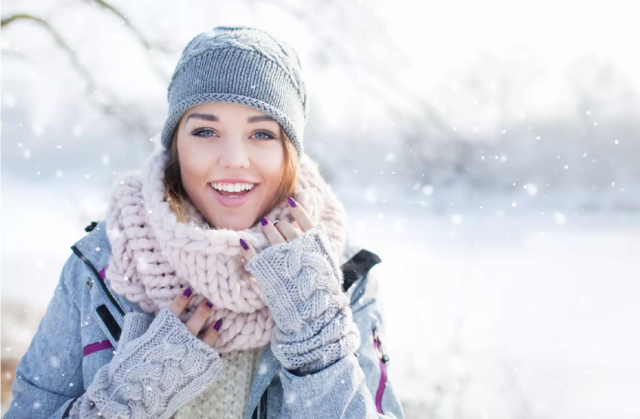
[5,26,405,419]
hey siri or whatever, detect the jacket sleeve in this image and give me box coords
[274,268,406,419]
[3,254,86,419]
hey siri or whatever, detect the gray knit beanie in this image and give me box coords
[160,26,309,157]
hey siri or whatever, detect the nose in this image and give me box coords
[218,136,250,169]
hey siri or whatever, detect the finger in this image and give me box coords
[201,318,223,347]
[274,220,302,242]
[259,217,286,244]
[287,197,314,232]
[184,299,214,335]
[239,238,257,261]
[169,287,193,317]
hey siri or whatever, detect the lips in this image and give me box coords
[210,183,259,208]
[216,188,251,197]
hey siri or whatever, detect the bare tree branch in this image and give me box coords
[264,0,453,140]
[2,13,151,138]
[86,0,172,82]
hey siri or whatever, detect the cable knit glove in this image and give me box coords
[245,223,360,375]
[68,308,224,419]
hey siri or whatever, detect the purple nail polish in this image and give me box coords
[288,197,297,207]
[239,238,250,251]
[206,300,213,309]
[213,319,222,331]
[182,287,192,298]
[260,217,269,226]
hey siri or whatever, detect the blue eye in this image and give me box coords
[254,130,276,140]
[191,128,276,140]
[192,128,217,137]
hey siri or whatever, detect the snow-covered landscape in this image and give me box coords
[2,0,639,417]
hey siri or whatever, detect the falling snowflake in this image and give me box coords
[422,185,434,196]
[285,392,297,404]
[525,183,538,196]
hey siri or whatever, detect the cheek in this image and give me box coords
[178,150,209,191]
[255,149,284,183]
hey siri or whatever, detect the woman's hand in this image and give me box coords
[238,196,360,375]
[169,288,222,347]
[240,196,314,257]
[70,291,225,419]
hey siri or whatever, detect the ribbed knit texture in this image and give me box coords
[172,346,262,419]
[104,136,348,353]
[69,308,225,419]
[245,223,361,375]
[161,26,308,156]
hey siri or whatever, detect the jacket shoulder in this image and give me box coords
[341,229,381,282]
[63,220,111,294]
[71,220,111,268]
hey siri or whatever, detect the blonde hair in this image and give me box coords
[164,125,299,228]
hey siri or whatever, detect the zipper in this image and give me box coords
[372,325,389,414]
[71,245,125,317]
[252,387,268,419]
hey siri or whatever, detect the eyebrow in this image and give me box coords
[184,113,275,127]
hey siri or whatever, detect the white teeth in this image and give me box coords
[211,182,255,192]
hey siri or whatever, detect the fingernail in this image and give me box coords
[182,287,192,298]
[206,300,213,309]
[287,197,297,207]
[274,221,279,226]
[260,217,269,226]
[213,319,223,331]
[239,238,249,250]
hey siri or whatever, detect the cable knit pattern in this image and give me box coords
[69,308,225,419]
[105,135,348,352]
[172,346,262,419]
[245,223,360,375]
[170,27,306,102]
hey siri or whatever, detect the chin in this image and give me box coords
[208,212,256,231]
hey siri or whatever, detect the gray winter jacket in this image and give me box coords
[4,220,405,419]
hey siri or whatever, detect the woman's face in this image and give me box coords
[176,102,285,230]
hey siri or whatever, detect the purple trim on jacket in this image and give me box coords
[83,340,114,356]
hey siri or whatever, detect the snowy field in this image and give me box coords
[345,206,640,419]
[2,178,639,418]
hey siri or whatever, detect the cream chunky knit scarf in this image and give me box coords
[104,139,348,353]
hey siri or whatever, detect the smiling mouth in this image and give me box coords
[210,183,260,200]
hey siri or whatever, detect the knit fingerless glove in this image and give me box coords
[245,223,360,375]
[68,308,224,419]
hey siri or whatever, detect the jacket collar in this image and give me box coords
[72,220,137,314]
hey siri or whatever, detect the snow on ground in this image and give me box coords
[344,204,640,419]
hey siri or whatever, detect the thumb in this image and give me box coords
[118,312,154,350]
